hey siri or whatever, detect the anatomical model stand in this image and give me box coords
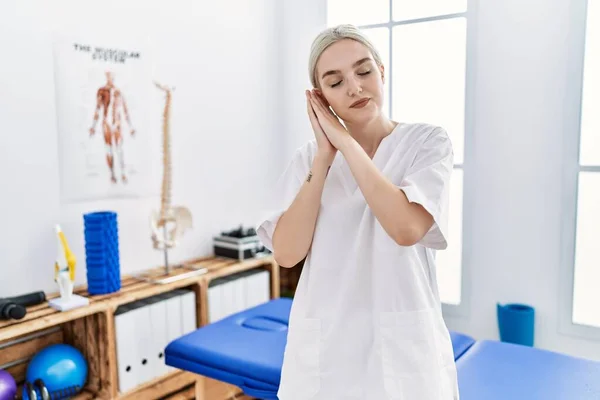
[48,225,89,311]
[133,82,206,284]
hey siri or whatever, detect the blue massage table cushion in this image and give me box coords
[165,297,292,398]
[450,330,475,359]
[456,339,600,399]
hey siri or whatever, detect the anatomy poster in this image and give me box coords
[53,34,159,202]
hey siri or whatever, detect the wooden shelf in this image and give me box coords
[0,255,279,400]
[118,370,197,400]
[72,389,96,399]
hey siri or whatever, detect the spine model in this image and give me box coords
[150,82,193,251]
[157,82,173,223]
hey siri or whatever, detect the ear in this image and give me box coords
[313,89,331,108]
[379,64,385,84]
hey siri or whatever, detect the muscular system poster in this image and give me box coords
[53,34,158,202]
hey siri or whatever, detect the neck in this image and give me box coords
[344,114,398,158]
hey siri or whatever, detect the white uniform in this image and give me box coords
[257,122,459,400]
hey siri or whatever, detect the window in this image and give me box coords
[327,0,469,306]
[571,0,600,330]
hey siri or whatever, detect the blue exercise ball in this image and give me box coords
[24,344,87,399]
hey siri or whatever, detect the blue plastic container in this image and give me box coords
[83,211,121,295]
[497,303,535,347]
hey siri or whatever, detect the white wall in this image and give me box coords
[0,0,284,297]
[279,0,328,162]
[279,0,600,361]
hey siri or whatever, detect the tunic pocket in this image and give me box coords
[284,318,322,398]
[379,309,443,400]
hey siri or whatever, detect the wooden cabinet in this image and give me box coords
[0,256,279,399]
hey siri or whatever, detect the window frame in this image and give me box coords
[325,0,479,317]
[559,0,600,340]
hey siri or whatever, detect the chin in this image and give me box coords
[344,106,380,124]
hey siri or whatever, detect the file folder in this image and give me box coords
[115,303,139,393]
[236,270,254,311]
[142,295,170,379]
[115,288,201,389]
[179,289,197,334]
[245,269,270,308]
[208,278,224,323]
[255,269,270,305]
[220,277,235,319]
[232,273,246,315]
[131,302,154,385]
[163,291,183,373]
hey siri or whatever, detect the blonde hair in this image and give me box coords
[308,24,384,88]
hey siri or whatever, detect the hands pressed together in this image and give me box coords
[305,89,353,161]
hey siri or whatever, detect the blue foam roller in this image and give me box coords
[83,211,121,295]
[83,210,117,221]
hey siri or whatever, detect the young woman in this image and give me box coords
[257,24,458,400]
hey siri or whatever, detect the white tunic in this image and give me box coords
[257,122,459,400]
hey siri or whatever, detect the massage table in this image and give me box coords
[455,339,600,399]
[165,298,476,398]
[165,298,291,398]
[165,298,600,399]
[450,330,476,359]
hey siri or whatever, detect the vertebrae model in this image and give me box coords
[150,82,192,250]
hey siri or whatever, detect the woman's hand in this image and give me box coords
[306,90,336,162]
[308,89,353,151]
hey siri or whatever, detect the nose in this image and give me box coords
[346,76,363,97]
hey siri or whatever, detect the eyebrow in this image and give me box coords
[320,57,372,80]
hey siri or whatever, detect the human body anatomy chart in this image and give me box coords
[53,35,158,202]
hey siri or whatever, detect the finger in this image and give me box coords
[306,92,316,117]
[310,97,326,120]
[309,91,325,114]
[313,92,326,108]
[311,91,334,119]
[306,91,318,117]
[311,98,334,126]
[313,89,330,107]
[312,90,331,113]
[307,101,319,125]
[305,91,311,113]
[311,90,325,110]
[306,92,322,126]
[309,91,334,125]
[307,91,318,113]
[314,93,337,118]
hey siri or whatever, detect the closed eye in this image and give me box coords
[329,70,372,88]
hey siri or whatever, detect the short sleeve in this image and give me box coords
[255,148,308,252]
[398,127,454,250]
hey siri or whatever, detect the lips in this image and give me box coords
[350,98,370,108]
